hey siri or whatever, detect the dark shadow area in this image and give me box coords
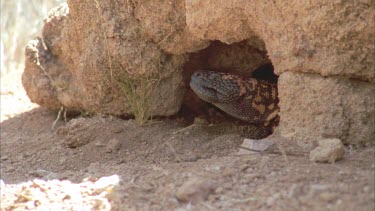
[251,63,278,83]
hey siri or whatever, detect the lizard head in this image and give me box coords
[190,71,245,103]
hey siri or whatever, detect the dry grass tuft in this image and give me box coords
[94,0,161,126]
[116,74,160,126]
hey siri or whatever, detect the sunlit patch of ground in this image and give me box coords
[2,1,65,122]
[1,175,118,210]
[1,69,38,122]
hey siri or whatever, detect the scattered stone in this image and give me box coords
[6,166,15,173]
[56,118,98,148]
[106,139,122,153]
[309,139,345,163]
[287,184,298,198]
[176,177,217,203]
[180,152,200,162]
[59,157,67,164]
[95,140,107,147]
[319,192,337,202]
[215,187,224,194]
[31,169,59,180]
[1,155,8,161]
[363,186,370,193]
[193,117,209,125]
[310,184,328,192]
[266,193,280,206]
[111,126,123,134]
[92,175,120,193]
[16,154,25,161]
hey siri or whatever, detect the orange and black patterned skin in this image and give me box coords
[190,71,279,126]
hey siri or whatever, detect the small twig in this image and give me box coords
[52,106,64,130]
[143,120,164,126]
[238,146,266,155]
[275,141,289,163]
[157,29,175,46]
[238,146,305,157]
[131,173,140,183]
[35,48,55,85]
[63,108,67,122]
[201,202,216,210]
[126,0,131,14]
[171,124,196,135]
[228,196,257,203]
[164,141,182,162]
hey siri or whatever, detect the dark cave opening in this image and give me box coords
[178,40,279,139]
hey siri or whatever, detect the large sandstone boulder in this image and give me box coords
[23,0,374,146]
[186,0,375,82]
[23,2,187,116]
[278,72,375,148]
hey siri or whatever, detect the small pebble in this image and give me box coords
[266,193,280,206]
[311,184,328,191]
[60,157,67,164]
[16,155,25,161]
[215,187,224,194]
[176,177,217,203]
[31,169,59,180]
[319,192,337,202]
[111,126,123,133]
[363,186,370,193]
[95,141,107,147]
[309,138,345,163]
[106,138,122,153]
[93,175,120,192]
[181,152,199,162]
[6,166,15,173]
[193,117,209,125]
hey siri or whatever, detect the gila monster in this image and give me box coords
[190,71,279,127]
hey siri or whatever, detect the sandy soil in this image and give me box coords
[1,74,374,210]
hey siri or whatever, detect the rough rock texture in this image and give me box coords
[23,0,374,145]
[186,0,375,82]
[23,2,187,116]
[278,72,375,147]
[133,0,210,54]
[23,38,61,109]
[310,138,345,163]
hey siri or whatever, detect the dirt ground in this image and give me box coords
[1,74,374,210]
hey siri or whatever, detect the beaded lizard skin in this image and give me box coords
[190,71,279,127]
